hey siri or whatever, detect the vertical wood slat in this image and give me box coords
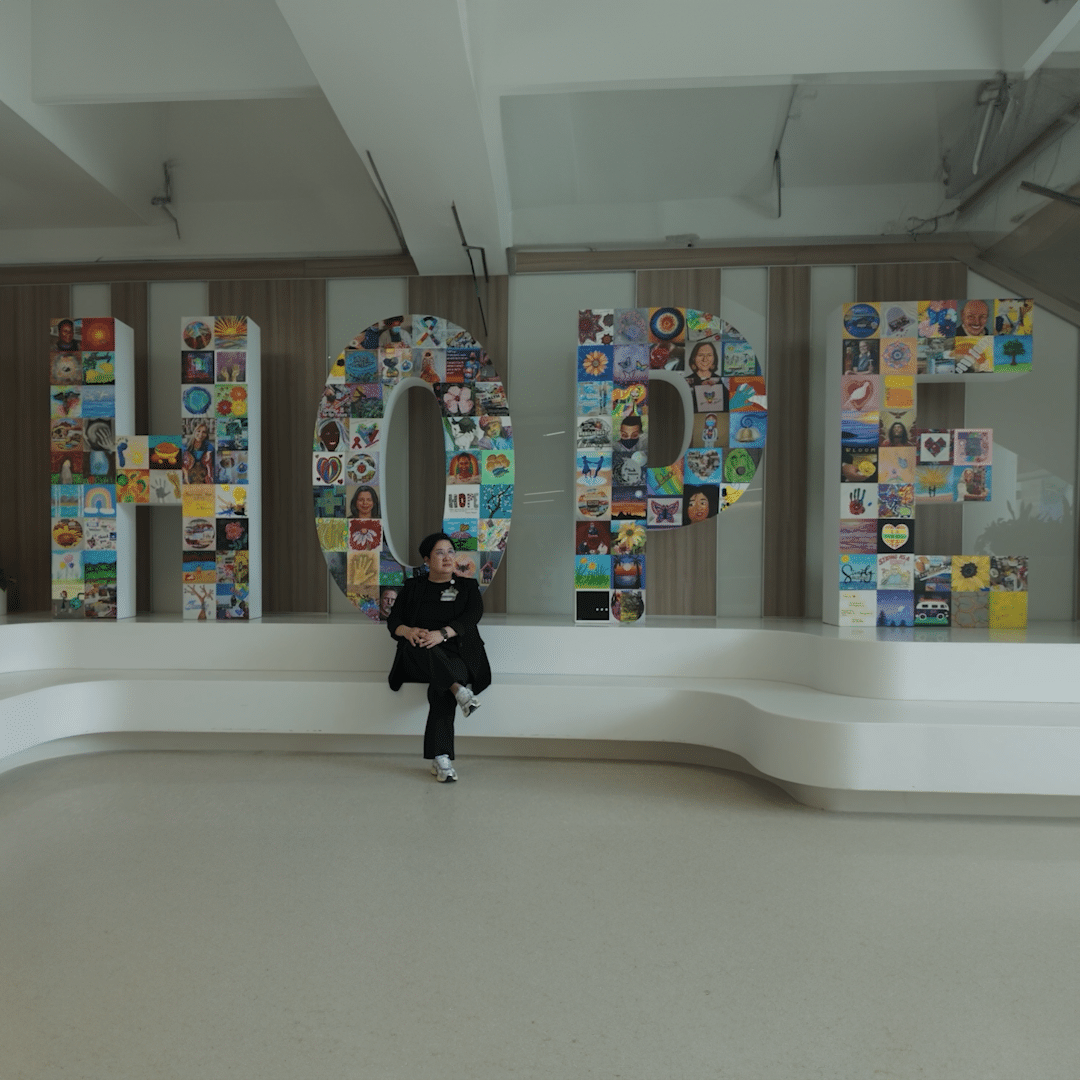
[0,284,71,612]
[208,280,328,614]
[406,276,510,612]
[110,282,153,612]
[763,267,812,617]
[856,263,968,555]
[635,270,722,616]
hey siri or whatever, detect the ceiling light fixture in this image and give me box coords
[971,73,1012,176]
[957,103,1080,215]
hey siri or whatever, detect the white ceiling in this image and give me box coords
[2,0,1080,272]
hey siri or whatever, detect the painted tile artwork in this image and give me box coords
[181,317,253,620]
[49,318,118,619]
[837,299,1030,627]
[574,307,766,623]
[312,315,512,621]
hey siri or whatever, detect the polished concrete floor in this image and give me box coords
[1,751,1078,1080]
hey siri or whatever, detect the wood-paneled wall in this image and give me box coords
[636,270,723,616]
[0,284,70,611]
[764,266,812,617]
[406,276,510,613]
[857,263,968,555]
[209,280,328,613]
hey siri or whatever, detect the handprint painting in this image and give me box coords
[574,308,766,623]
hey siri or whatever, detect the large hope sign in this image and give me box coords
[46,301,1033,628]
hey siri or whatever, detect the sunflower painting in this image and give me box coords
[578,346,612,382]
[612,521,646,555]
[951,556,990,592]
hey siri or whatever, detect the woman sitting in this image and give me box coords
[386,532,491,783]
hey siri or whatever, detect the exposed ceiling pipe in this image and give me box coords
[957,103,1080,216]
[1019,179,1080,209]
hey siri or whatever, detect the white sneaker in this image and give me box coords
[454,685,481,718]
[431,754,458,782]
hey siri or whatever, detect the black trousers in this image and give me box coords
[397,641,470,760]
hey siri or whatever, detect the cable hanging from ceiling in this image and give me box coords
[451,202,489,337]
[151,162,180,241]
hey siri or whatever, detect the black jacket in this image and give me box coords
[386,575,492,694]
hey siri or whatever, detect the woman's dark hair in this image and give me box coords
[682,484,721,526]
[349,485,381,518]
[687,340,719,374]
[419,531,453,559]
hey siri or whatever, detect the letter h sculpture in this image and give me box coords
[49,316,261,620]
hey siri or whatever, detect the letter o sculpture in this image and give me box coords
[574,306,766,623]
[313,315,512,621]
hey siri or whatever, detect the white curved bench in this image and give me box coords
[3,617,1080,815]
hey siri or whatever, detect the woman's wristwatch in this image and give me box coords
[440,628,449,641]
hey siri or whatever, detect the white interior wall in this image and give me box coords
[325,278,409,615]
[147,281,209,613]
[806,265,857,620]
[965,270,1079,621]
[70,283,111,318]
[718,268,768,618]
[507,272,635,615]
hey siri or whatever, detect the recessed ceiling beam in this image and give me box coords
[0,0,160,222]
[30,0,319,104]
[275,0,506,275]
[1001,0,1080,77]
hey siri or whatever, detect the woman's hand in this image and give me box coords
[397,625,456,647]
